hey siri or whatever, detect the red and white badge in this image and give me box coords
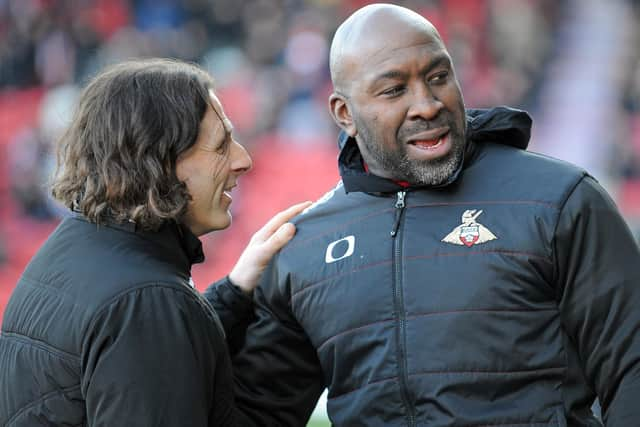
[442,209,497,247]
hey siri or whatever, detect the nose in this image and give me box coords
[229,140,253,175]
[407,84,443,121]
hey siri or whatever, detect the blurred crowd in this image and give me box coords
[1,0,639,314]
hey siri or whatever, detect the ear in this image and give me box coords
[329,93,357,137]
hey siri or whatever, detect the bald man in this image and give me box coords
[207,4,640,426]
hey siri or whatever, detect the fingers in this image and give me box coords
[228,222,298,294]
[228,202,311,293]
[264,222,297,252]
[254,201,312,241]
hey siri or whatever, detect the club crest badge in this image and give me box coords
[442,209,497,247]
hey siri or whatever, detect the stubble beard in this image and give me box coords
[356,118,466,187]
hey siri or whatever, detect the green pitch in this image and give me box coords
[306,419,331,427]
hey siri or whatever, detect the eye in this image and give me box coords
[381,85,405,97]
[216,135,231,155]
[429,71,449,86]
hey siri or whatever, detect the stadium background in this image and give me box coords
[0,0,639,425]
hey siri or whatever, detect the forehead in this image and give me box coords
[362,43,448,86]
[369,39,445,68]
[366,23,441,56]
[348,26,447,84]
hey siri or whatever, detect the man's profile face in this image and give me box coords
[346,26,467,185]
[176,91,252,236]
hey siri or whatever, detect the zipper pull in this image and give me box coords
[395,191,406,209]
[390,191,406,237]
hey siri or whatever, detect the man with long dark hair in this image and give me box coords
[0,58,307,426]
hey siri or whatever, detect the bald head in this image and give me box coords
[330,4,443,94]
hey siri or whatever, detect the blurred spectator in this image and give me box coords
[0,0,562,142]
[611,0,640,223]
[1,0,638,322]
[7,84,78,220]
[8,127,54,220]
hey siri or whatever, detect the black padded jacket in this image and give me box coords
[0,216,255,426]
[209,107,640,426]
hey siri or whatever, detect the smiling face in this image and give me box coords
[329,5,467,185]
[176,91,252,236]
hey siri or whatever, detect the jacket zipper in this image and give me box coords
[390,190,406,237]
[391,190,416,426]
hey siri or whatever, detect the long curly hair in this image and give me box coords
[52,58,215,230]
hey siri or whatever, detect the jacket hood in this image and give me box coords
[337,106,532,193]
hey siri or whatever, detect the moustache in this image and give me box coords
[398,117,454,139]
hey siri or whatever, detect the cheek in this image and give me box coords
[360,109,390,133]
[355,104,404,146]
[177,158,218,205]
[211,156,230,183]
[442,85,464,111]
[374,111,404,143]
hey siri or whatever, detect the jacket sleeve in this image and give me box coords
[81,284,227,426]
[554,175,640,426]
[203,276,255,355]
[204,257,326,426]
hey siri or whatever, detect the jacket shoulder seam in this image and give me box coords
[550,172,589,290]
[19,274,81,301]
[549,172,589,413]
[0,331,80,362]
[411,199,561,210]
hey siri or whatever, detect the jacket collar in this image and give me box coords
[338,106,532,194]
[170,222,206,265]
[72,212,205,267]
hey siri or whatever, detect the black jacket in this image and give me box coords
[212,107,640,426]
[0,215,253,426]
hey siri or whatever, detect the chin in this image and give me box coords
[212,212,232,231]
[193,219,231,237]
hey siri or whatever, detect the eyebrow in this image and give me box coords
[219,122,233,150]
[208,102,234,142]
[208,89,233,133]
[371,53,452,84]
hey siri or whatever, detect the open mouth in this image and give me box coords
[222,185,236,201]
[408,129,450,151]
[404,127,452,160]
[410,133,448,150]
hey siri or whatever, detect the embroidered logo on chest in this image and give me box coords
[442,209,497,247]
